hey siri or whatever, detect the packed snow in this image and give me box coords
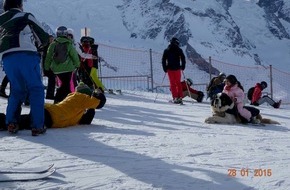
[0,91,289,190]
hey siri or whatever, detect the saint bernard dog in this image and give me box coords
[205,93,280,125]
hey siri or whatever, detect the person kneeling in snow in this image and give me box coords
[0,82,106,130]
[181,78,204,102]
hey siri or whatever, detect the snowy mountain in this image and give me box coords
[17,0,290,73]
[1,0,289,72]
[117,0,290,72]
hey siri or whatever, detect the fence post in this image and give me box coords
[98,58,102,82]
[270,65,273,99]
[149,49,154,92]
[209,56,212,80]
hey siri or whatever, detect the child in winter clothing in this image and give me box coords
[43,82,106,128]
[42,35,56,100]
[0,82,106,130]
[181,78,204,102]
[207,72,226,100]
[162,37,186,104]
[78,36,105,92]
[44,26,80,104]
[67,29,98,92]
[222,75,253,123]
[250,81,281,109]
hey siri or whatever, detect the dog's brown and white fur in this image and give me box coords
[205,93,280,125]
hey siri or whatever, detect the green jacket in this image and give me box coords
[44,37,80,74]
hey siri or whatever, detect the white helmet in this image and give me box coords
[67,28,74,38]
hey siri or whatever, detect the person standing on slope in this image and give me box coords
[162,37,186,104]
[44,26,80,104]
[0,0,49,136]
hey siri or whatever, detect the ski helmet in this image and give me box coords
[80,36,95,45]
[56,26,68,37]
[219,72,226,78]
[261,81,267,89]
[3,0,23,11]
[67,28,74,38]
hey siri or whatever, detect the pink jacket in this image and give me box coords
[223,84,252,121]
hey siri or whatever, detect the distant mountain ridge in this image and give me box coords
[1,0,290,73]
[117,0,290,73]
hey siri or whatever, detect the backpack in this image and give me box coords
[53,42,68,63]
[91,44,99,68]
[207,77,218,91]
[247,87,255,100]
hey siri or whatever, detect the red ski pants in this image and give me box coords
[168,70,183,99]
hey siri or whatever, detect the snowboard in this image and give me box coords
[168,100,184,105]
[107,89,122,95]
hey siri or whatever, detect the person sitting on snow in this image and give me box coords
[207,72,226,100]
[0,82,106,131]
[248,81,281,109]
[181,78,204,102]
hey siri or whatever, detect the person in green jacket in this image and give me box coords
[44,26,80,103]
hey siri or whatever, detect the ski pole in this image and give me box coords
[154,72,166,102]
[182,71,194,104]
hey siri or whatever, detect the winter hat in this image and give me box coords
[225,75,237,85]
[76,82,92,96]
[3,0,22,11]
[260,81,267,89]
[170,37,180,46]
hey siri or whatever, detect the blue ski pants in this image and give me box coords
[3,51,44,129]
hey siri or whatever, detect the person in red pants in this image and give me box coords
[162,37,186,104]
[181,79,204,102]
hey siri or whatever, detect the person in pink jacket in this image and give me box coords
[222,75,253,122]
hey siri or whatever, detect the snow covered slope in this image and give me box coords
[0,92,289,190]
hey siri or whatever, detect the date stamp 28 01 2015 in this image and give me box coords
[228,168,272,177]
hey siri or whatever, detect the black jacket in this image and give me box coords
[162,44,186,72]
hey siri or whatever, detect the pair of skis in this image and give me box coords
[0,164,55,182]
[168,100,184,105]
[107,89,122,95]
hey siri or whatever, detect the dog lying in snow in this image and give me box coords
[205,93,280,125]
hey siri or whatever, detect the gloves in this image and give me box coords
[250,102,259,106]
[92,92,106,109]
[162,65,167,73]
[43,69,54,77]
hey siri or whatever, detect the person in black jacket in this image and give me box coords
[42,35,56,100]
[162,37,186,104]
